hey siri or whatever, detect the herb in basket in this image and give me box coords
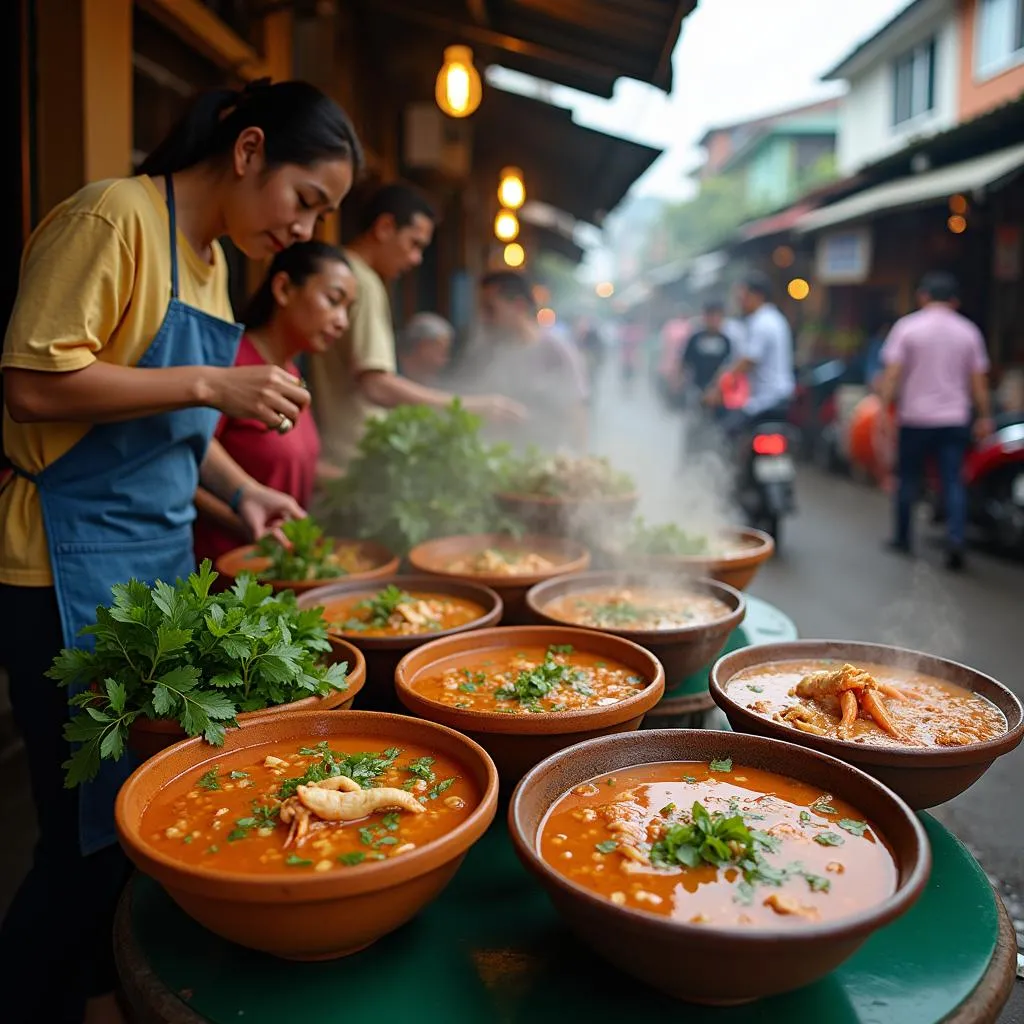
[505,451,635,500]
[325,401,517,555]
[624,517,711,557]
[252,516,346,582]
[47,560,348,787]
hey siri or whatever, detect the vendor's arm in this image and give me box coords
[194,486,248,541]
[877,322,905,411]
[200,440,304,540]
[968,325,993,441]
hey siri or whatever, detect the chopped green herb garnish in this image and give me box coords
[650,801,752,869]
[814,832,845,847]
[427,777,456,800]
[799,810,811,823]
[277,744,401,800]
[182,834,194,844]
[405,756,436,783]
[458,682,477,693]
[804,873,831,893]
[747,685,764,693]
[197,767,221,791]
[838,818,868,837]
[751,829,782,854]
[682,775,697,784]
[285,855,313,867]
[454,701,470,709]
[709,758,733,773]
[337,851,366,867]
[595,840,618,854]
[660,803,677,816]
[228,770,249,780]
[810,795,837,815]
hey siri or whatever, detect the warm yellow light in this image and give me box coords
[787,277,811,301]
[503,242,525,268]
[947,214,967,234]
[435,45,482,119]
[498,167,526,210]
[772,245,795,268]
[494,210,520,242]
[595,281,615,298]
[537,307,556,327]
[949,194,968,215]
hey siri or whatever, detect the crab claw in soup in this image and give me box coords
[539,759,897,928]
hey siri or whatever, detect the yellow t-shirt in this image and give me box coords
[0,175,234,587]
[307,249,397,470]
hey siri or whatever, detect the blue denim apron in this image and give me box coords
[17,176,242,854]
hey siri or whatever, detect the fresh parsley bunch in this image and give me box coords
[505,451,635,500]
[253,516,345,582]
[47,560,348,788]
[623,517,710,557]
[326,400,517,555]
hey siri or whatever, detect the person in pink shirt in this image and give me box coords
[878,272,993,570]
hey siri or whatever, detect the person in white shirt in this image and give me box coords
[704,271,795,435]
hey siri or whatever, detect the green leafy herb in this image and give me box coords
[405,756,436,783]
[622,516,710,557]
[660,803,677,817]
[458,682,478,694]
[650,801,754,870]
[285,855,313,867]
[277,744,401,801]
[494,646,579,706]
[228,770,249,780]
[682,775,697,784]
[810,795,838,815]
[426,777,456,800]
[50,561,349,787]
[253,517,347,583]
[814,832,845,847]
[354,585,415,628]
[709,758,733,773]
[804,873,831,893]
[747,685,764,693]
[505,451,635,501]
[251,802,279,828]
[838,818,868,837]
[182,834,193,844]
[359,818,402,849]
[595,840,618,854]
[799,810,811,823]
[337,851,366,867]
[196,767,221,791]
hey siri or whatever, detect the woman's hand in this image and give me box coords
[464,394,527,423]
[237,483,305,541]
[202,365,311,428]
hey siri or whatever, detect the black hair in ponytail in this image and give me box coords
[139,79,363,177]
[242,240,351,330]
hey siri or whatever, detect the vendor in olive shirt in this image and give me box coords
[306,184,522,474]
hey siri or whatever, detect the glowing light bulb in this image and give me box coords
[435,46,482,118]
[503,243,525,268]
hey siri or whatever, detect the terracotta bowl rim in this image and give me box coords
[407,532,592,587]
[215,538,400,590]
[525,571,746,643]
[115,710,499,899]
[710,639,1024,767]
[394,624,666,734]
[495,489,639,507]
[295,575,504,650]
[609,526,775,571]
[508,728,931,945]
[129,637,367,735]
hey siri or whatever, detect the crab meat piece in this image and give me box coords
[279,798,314,848]
[296,785,426,821]
[778,706,828,736]
[793,664,907,739]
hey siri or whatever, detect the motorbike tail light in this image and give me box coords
[753,433,787,455]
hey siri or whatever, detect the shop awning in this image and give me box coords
[474,89,662,225]
[795,142,1024,234]
[364,0,695,97]
[740,202,814,241]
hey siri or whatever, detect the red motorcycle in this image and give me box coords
[964,417,1024,553]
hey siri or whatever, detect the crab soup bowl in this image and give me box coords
[508,729,930,1004]
[526,571,745,685]
[127,638,367,761]
[297,576,503,711]
[115,710,499,961]
[395,625,665,788]
[710,640,1024,810]
[407,532,591,625]
[215,538,399,594]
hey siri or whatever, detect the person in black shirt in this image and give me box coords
[679,298,733,459]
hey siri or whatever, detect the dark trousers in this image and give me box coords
[895,425,970,550]
[0,585,131,1023]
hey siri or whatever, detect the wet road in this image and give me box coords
[592,364,1024,1019]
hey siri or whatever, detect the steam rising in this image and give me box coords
[877,562,966,664]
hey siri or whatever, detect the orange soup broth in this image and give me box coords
[412,645,647,714]
[729,659,1007,748]
[544,587,732,631]
[540,760,897,928]
[141,739,478,875]
[323,592,486,638]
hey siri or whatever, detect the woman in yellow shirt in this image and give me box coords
[0,79,361,1024]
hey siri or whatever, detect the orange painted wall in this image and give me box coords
[959,0,1024,120]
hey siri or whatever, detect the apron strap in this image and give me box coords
[165,174,180,301]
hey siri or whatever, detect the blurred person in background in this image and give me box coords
[878,271,992,571]
[618,313,645,386]
[398,312,453,386]
[657,310,691,403]
[705,271,795,436]
[194,241,357,566]
[306,183,521,474]
[574,315,606,388]
[473,270,589,453]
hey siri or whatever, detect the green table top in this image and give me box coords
[659,593,799,704]
[121,812,1007,1024]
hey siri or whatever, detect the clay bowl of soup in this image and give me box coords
[127,638,367,762]
[115,709,499,961]
[509,728,929,1004]
[407,533,591,625]
[710,640,1024,809]
[606,527,775,592]
[215,538,400,594]
[394,625,665,789]
[526,572,745,685]
[298,576,503,712]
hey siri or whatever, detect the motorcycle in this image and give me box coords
[963,416,1024,553]
[735,419,799,548]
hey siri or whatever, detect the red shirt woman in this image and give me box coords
[194,240,357,564]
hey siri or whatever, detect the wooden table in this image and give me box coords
[115,812,1017,1024]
